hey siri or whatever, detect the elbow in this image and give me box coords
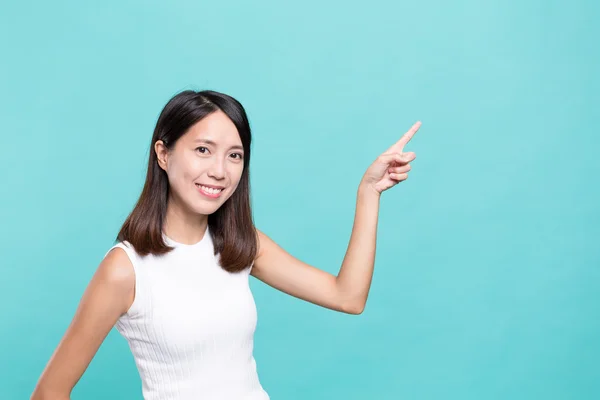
[348,305,365,315]
[342,301,365,315]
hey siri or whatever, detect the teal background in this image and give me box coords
[1,0,598,399]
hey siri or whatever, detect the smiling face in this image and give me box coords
[155,110,245,217]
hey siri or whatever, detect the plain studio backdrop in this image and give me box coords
[0,1,598,399]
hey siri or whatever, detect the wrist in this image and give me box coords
[358,181,381,199]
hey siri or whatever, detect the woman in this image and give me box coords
[31,90,420,399]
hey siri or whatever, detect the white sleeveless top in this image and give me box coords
[104,226,269,400]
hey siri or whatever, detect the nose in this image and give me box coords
[207,157,226,180]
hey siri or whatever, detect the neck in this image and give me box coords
[163,196,208,245]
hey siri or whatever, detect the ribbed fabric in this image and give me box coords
[104,226,269,400]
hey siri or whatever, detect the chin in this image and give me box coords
[191,203,220,215]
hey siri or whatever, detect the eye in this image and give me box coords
[231,152,244,160]
[196,146,208,154]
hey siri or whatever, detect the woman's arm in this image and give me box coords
[251,121,420,315]
[31,248,135,399]
[334,184,381,314]
[252,185,381,314]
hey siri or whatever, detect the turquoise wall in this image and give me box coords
[1,0,598,398]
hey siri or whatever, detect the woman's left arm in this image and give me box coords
[251,121,421,315]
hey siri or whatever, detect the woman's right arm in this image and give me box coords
[30,247,135,400]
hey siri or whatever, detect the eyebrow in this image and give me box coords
[194,139,244,151]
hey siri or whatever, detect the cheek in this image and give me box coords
[167,158,196,190]
[233,166,244,184]
[226,167,244,193]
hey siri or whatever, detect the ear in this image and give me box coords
[154,140,169,171]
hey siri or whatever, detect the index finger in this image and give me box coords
[390,121,422,152]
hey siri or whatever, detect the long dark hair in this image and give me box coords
[117,90,257,273]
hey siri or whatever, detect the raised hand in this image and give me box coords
[359,121,421,195]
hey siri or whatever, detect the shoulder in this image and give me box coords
[97,246,136,306]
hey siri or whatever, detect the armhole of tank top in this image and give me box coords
[104,242,143,318]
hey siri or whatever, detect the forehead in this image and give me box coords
[183,110,241,145]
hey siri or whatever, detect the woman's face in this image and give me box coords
[155,110,245,216]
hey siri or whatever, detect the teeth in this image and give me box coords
[196,184,223,194]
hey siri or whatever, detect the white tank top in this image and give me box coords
[104,226,269,400]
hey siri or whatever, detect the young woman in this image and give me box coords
[31,90,420,399]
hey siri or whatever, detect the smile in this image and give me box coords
[195,183,224,198]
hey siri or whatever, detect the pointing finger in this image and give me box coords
[389,121,421,152]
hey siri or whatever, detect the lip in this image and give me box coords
[195,183,224,199]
